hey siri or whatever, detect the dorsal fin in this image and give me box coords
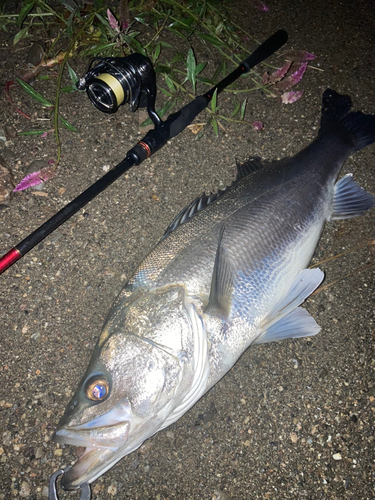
[161,158,264,241]
[236,156,263,180]
[161,190,226,240]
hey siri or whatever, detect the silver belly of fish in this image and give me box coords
[53,89,375,490]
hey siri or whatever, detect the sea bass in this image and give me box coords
[54,90,375,490]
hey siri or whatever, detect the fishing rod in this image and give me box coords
[0,30,288,276]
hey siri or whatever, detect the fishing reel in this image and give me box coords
[77,53,161,126]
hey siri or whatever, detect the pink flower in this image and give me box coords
[13,167,57,191]
[107,9,120,32]
[281,90,304,104]
[258,3,269,11]
[249,0,269,11]
[252,121,264,130]
[262,61,292,85]
[282,50,316,63]
[273,62,308,91]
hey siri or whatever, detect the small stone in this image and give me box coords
[333,453,342,460]
[19,481,31,497]
[108,484,117,495]
[243,440,251,447]
[202,402,218,423]
[54,448,62,456]
[0,157,15,206]
[290,432,298,443]
[35,447,44,459]
[25,160,49,190]
[4,125,17,140]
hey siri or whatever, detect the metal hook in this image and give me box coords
[48,467,91,500]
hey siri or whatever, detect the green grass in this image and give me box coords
[1,0,289,161]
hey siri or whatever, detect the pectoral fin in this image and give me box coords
[254,268,324,345]
[331,174,375,220]
[206,227,234,319]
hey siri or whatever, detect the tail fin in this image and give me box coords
[320,89,375,152]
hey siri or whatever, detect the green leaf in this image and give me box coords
[158,87,173,97]
[212,117,218,137]
[134,16,146,24]
[16,77,54,107]
[197,77,215,85]
[170,53,184,65]
[18,129,50,136]
[240,98,247,120]
[197,33,226,47]
[230,101,240,118]
[154,64,172,74]
[187,48,196,94]
[123,31,140,40]
[61,85,77,93]
[167,27,188,39]
[159,41,173,48]
[17,0,35,28]
[59,115,78,132]
[66,9,76,37]
[95,12,110,29]
[57,0,76,13]
[126,37,146,55]
[211,88,218,113]
[215,21,224,36]
[164,74,175,91]
[66,63,79,86]
[83,43,116,56]
[13,27,29,45]
[195,62,207,76]
[152,42,161,62]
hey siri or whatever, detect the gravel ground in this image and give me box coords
[0,1,374,499]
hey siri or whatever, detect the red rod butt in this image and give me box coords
[0,248,22,275]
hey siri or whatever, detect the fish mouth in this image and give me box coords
[53,420,130,490]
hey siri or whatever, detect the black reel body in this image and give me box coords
[77,53,159,124]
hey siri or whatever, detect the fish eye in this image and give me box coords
[85,378,110,401]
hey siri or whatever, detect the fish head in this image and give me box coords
[53,285,194,490]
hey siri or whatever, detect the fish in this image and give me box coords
[53,89,375,490]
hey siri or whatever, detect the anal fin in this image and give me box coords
[254,268,324,345]
[254,307,320,344]
[331,174,375,219]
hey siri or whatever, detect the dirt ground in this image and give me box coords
[0,1,374,499]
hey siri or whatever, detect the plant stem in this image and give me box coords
[144,12,170,49]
